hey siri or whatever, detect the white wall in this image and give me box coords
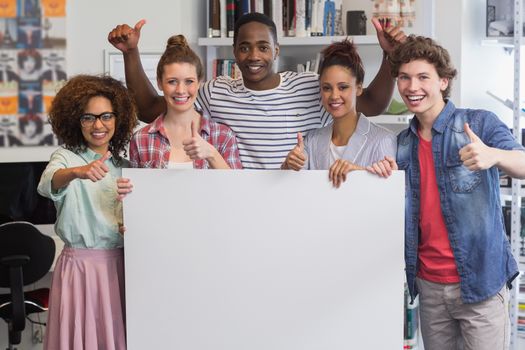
[66,0,206,76]
[434,0,517,126]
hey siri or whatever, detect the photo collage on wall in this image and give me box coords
[0,0,66,147]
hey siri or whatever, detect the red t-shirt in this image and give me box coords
[417,133,460,283]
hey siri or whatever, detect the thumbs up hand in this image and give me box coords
[281,132,307,171]
[182,120,217,161]
[107,19,146,53]
[75,151,112,182]
[459,123,496,171]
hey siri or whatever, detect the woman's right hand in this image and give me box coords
[366,156,398,178]
[116,177,133,201]
[74,151,111,182]
[281,133,306,171]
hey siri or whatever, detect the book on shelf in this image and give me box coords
[213,59,242,79]
[236,0,250,19]
[272,0,284,37]
[290,52,321,74]
[209,0,221,38]
[206,0,343,39]
[227,0,236,37]
[220,0,227,37]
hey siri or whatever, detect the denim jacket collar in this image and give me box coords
[408,100,456,136]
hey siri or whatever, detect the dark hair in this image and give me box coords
[388,35,457,98]
[233,12,278,46]
[156,34,204,82]
[19,113,43,136]
[17,49,42,71]
[319,39,364,84]
[48,75,138,164]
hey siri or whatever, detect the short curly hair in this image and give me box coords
[388,35,457,99]
[48,75,138,164]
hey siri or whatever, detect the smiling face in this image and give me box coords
[233,21,280,90]
[25,119,37,138]
[81,96,115,154]
[157,62,199,114]
[23,56,36,73]
[320,65,363,120]
[397,59,448,120]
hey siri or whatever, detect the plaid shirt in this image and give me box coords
[129,112,242,169]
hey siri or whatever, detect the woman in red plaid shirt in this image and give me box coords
[127,34,242,171]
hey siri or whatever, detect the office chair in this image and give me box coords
[0,222,55,350]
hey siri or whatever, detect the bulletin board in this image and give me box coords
[123,170,405,350]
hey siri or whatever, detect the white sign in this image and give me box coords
[123,170,405,350]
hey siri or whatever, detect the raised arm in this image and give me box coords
[107,20,166,122]
[356,18,407,116]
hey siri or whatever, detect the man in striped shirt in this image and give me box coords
[108,13,406,169]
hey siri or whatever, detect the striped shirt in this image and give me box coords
[197,71,331,169]
[129,112,242,169]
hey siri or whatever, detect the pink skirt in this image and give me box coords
[44,247,126,350]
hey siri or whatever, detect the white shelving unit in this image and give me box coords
[198,35,379,80]
[486,1,525,347]
[509,1,523,349]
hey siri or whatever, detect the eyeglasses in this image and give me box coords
[80,112,116,128]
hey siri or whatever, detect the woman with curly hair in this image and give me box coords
[281,39,396,188]
[37,74,137,350]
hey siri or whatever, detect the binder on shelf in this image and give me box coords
[227,0,236,37]
[236,0,250,19]
[209,0,221,38]
[296,0,307,37]
[272,0,284,38]
[263,0,271,16]
[220,0,227,37]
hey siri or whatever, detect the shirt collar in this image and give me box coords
[79,147,107,162]
[354,113,371,135]
[147,110,212,137]
[408,100,456,136]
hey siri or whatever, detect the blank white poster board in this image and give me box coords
[123,170,405,350]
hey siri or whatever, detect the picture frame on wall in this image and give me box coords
[104,50,163,95]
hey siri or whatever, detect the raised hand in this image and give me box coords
[116,177,133,201]
[75,151,111,182]
[459,123,496,171]
[372,17,407,54]
[107,19,145,53]
[366,156,398,178]
[182,120,216,161]
[281,133,306,171]
[329,159,363,188]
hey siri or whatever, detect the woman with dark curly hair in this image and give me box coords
[281,39,396,188]
[37,74,137,350]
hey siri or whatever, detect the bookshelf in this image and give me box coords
[198,35,380,80]
[483,2,525,347]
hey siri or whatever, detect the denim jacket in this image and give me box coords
[398,101,524,304]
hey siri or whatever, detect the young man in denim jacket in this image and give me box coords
[367,36,525,350]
